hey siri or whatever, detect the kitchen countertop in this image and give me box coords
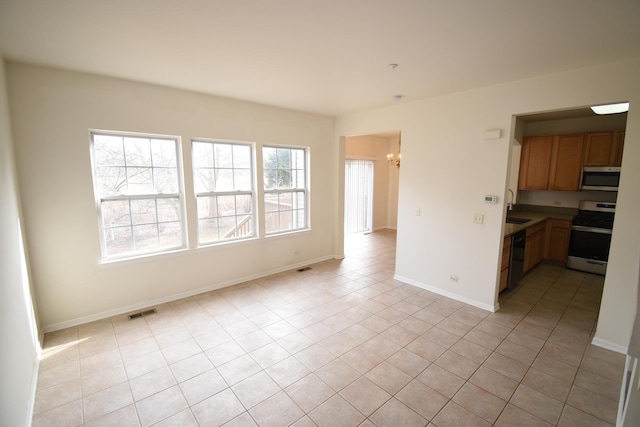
[504,210,576,237]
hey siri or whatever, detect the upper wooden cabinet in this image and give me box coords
[518,136,553,190]
[611,131,625,166]
[519,134,584,191]
[583,131,625,167]
[549,134,584,191]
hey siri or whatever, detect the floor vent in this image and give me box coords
[129,308,157,320]
[297,267,312,272]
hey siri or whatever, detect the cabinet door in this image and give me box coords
[519,136,553,190]
[545,219,571,265]
[584,132,613,166]
[524,231,539,273]
[611,131,625,166]
[549,134,584,191]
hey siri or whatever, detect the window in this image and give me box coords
[263,146,308,234]
[192,140,255,244]
[91,132,184,259]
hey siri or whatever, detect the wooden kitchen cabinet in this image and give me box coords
[584,132,613,166]
[519,134,584,191]
[583,131,625,167]
[544,219,571,266]
[500,235,511,292]
[524,221,546,273]
[518,136,553,190]
[611,131,625,166]
[548,134,584,191]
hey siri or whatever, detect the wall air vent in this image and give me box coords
[128,308,157,320]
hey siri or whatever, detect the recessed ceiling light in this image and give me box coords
[590,102,629,115]
[388,63,399,69]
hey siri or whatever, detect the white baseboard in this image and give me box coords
[591,336,628,354]
[394,274,499,313]
[26,347,40,427]
[42,255,335,333]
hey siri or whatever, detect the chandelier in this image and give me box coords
[387,134,401,168]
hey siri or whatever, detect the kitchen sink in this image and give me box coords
[506,217,531,224]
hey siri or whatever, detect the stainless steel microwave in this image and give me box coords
[580,166,621,191]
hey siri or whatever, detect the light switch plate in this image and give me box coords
[473,213,484,224]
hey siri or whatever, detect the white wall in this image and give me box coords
[7,63,336,330]
[0,60,41,427]
[336,59,640,351]
[345,134,399,230]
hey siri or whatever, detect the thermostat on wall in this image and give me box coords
[484,195,498,204]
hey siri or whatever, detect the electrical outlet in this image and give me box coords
[449,275,459,282]
[416,208,421,216]
[473,213,484,224]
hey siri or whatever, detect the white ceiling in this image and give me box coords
[1,0,639,116]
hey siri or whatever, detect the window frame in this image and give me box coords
[191,139,257,246]
[90,130,186,261]
[262,144,310,236]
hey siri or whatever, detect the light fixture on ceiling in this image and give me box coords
[388,63,398,69]
[387,134,401,168]
[590,102,629,115]
[392,94,403,101]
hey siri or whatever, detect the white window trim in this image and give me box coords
[90,130,187,261]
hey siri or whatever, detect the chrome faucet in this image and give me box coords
[508,188,515,211]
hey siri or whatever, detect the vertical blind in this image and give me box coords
[344,160,374,234]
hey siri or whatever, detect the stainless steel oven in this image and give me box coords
[567,201,615,275]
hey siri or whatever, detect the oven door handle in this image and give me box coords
[571,225,612,234]
[586,260,607,266]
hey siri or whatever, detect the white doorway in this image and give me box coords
[344,159,374,234]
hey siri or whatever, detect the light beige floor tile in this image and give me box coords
[192,388,245,427]
[522,367,572,402]
[81,349,123,377]
[31,399,83,427]
[370,397,426,427]
[169,352,213,383]
[250,341,290,369]
[452,382,506,423]
[339,376,390,416]
[558,404,615,427]
[364,360,412,395]
[84,404,140,427]
[468,365,518,401]
[482,352,529,382]
[510,384,564,425]
[120,346,166,378]
[532,354,579,383]
[286,373,335,413]
[315,359,361,392]
[434,350,480,380]
[567,385,618,424]
[395,379,447,420]
[422,326,460,348]
[495,340,538,366]
[36,359,81,391]
[205,340,247,366]
[136,386,188,426]
[129,366,176,401]
[360,335,402,359]
[33,377,82,415]
[83,382,133,423]
[431,401,491,427]
[160,338,201,365]
[249,390,305,427]
[232,370,281,409]
[405,335,447,362]
[386,348,430,377]
[308,394,365,427]
[81,364,128,397]
[450,338,492,364]
[265,355,312,388]
[494,403,553,427]
[416,363,465,399]
[340,344,384,374]
[319,333,358,357]
[179,369,227,406]
[289,415,317,427]
[295,342,336,371]
[217,353,262,385]
[574,368,621,402]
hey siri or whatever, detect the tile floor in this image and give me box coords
[32,229,625,426]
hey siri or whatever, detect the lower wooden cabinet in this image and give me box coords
[499,236,511,292]
[544,219,571,266]
[524,221,546,273]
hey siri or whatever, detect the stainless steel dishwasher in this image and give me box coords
[508,230,526,290]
